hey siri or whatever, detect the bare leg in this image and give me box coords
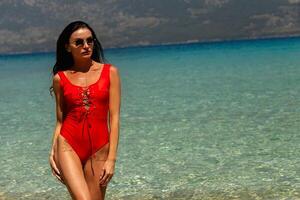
[57,134,92,200]
[84,142,110,200]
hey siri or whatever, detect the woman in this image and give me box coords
[48,21,121,200]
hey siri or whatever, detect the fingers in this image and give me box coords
[51,169,65,184]
[52,164,61,176]
[101,174,112,186]
[99,168,105,180]
[49,155,65,185]
[99,169,113,186]
[99,169,107,185]
[49,154,61,175]
[51,167,65,185]
[49,156,61,176]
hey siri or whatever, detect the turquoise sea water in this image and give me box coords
[0,37,299,199]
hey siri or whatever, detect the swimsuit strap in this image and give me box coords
[57,71,68,87]
[104,63,111,86]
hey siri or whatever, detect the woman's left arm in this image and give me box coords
[99,64,121,186]
[107,65,121,161]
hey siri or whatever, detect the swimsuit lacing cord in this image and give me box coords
[81,110,95,176]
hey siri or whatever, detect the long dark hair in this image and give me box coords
[49,20,107,96]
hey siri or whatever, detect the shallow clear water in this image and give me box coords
[0,38,299,199]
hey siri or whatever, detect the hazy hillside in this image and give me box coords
[0,0,299,54]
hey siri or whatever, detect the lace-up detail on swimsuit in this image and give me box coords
[57,64,110,176]
[81,88,91,110]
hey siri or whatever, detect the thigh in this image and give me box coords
[57,134,92,200]
[84,142,110,200]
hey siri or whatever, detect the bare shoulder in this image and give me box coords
[109,64,120,77]
[53,73,61,85]
[52,73,62,93]
[53,73,61,82]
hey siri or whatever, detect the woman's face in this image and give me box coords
[66,28,94,61]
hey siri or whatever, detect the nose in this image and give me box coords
[83,41,89,48]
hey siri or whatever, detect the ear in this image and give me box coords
[65,44,71,52]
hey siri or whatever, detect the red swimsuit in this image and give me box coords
[57,63,111,176]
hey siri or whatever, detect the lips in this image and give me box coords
[82,51,90,55]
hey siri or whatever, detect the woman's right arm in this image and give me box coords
[50,73,64,150]
[49,73,65,184]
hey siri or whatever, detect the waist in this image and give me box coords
[63,109,108,121]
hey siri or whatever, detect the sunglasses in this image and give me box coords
[71,37,95,47]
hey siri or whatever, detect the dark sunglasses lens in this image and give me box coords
[75,39,84,46]
[87,37,94,44]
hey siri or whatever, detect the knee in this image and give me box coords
[73,193,92,200]
[70,188,92,200]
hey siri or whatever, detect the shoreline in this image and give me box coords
[1,34,300,57]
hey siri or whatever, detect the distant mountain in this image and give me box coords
[0,0,299,54]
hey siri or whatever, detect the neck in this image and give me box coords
[72,59,94,72]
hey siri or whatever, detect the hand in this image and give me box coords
[99,159,116,186]
[49,146,65,185]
